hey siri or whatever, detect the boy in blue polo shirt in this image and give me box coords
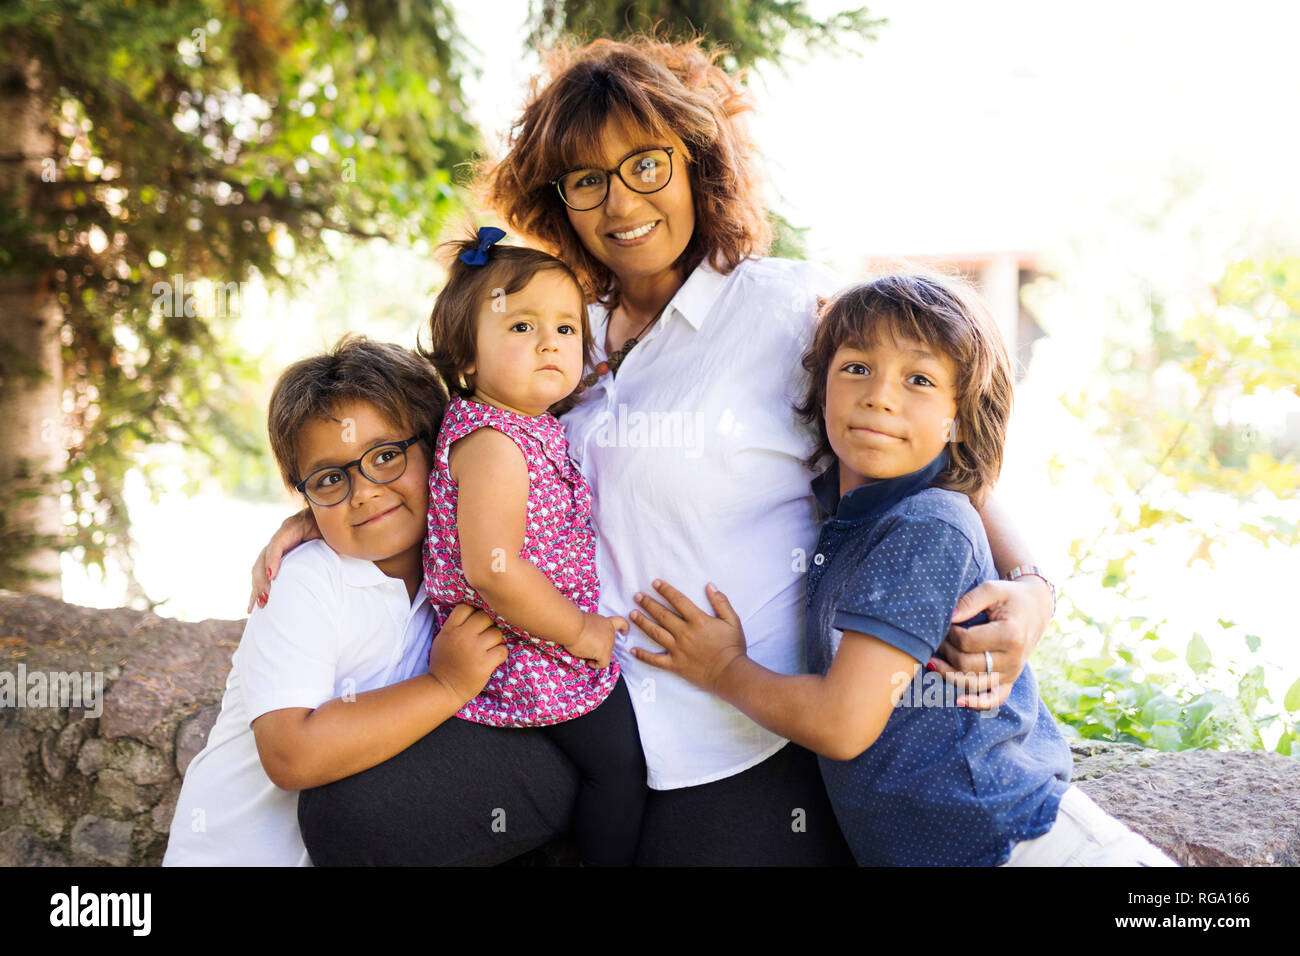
[629,274,1175,866]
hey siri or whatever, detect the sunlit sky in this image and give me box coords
[64,1,1300,710]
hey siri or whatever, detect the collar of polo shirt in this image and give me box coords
[335,549,409,589]
[812,447,951,522]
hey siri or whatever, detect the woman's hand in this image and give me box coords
[247,508,322,613]
[568,612,627,669]
[929,576,1054,709]
[629,580,747,693]
[428,603,508,706]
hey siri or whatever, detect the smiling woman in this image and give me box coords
[485,37,769,328]
[556,125,696,312]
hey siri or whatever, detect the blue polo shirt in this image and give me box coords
[806,449,1071,866]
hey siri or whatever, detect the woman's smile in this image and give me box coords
[606,220,661,244]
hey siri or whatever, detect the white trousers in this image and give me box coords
[999,785,1178,867]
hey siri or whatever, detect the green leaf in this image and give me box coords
[1104,664,1134,683]
[1284,678,1300,713]
[1245,634,1262,654]
[1152,647,1177,663]
[1186,633,1212,675]
[1151,724,1183,751]
[1102,556,1128,588]
[1237,666,1268,715]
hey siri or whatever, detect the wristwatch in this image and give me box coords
[1003,564,1057,616]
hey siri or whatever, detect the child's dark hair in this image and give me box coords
[420,230,594,411]
[795,273,1014,505]
[268,334,448,493]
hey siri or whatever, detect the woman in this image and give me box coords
[253,37,1056,865]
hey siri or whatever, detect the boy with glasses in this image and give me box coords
[164,335,506,865]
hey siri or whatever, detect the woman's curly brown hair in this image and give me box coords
[479,36,772,308]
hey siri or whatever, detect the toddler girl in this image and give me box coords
[420,226,645,866]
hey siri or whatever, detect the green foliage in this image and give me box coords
[527,0,884,71]
[768,209,809,260]
[1037,620,1299,754]
[0,0,480,595]
[1039,258,1300,753]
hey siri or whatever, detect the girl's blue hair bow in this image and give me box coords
[459,226,507,266]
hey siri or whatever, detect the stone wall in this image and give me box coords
[1,592,234,866]
[2,590,1298,866]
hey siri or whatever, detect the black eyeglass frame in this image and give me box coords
[550,146,676,211]
[295,436,421,507]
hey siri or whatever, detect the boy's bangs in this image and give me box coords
[839,303,960,360]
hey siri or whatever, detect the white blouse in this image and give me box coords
[564,256,844,788]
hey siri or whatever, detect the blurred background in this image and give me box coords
[3,0,1297,753]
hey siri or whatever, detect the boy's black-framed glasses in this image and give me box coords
[551,146,675,211]
[295,436,420,507]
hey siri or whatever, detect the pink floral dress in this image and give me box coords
[423,395,619,727]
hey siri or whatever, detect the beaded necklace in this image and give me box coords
[581,302,668,389]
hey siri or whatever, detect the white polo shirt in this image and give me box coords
[163,540,434,866]
[564,256,844,789]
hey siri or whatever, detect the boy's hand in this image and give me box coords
[247,508,322,613]
[629,580,747,693]
[428,604,507,706]
[568,612,626,669]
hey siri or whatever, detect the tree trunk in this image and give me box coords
[0,40,65,598]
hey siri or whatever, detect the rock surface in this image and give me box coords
[2,590,239,866]
[1070,740,1300,867]
[2,590,1297,866]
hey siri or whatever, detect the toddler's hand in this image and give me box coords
[568,612,626,670]
[630,580,747,693]
[428,604,507,706]
[248,507,322,613]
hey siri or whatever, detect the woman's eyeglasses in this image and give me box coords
[295,437,420,507]
[551,146,675,211]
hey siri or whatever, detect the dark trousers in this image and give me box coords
[299,713,852,866]
[634,741,854,866]
[539,677,645,866]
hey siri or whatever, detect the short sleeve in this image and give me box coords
[831,514,981,665]
[237,545,344,722]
